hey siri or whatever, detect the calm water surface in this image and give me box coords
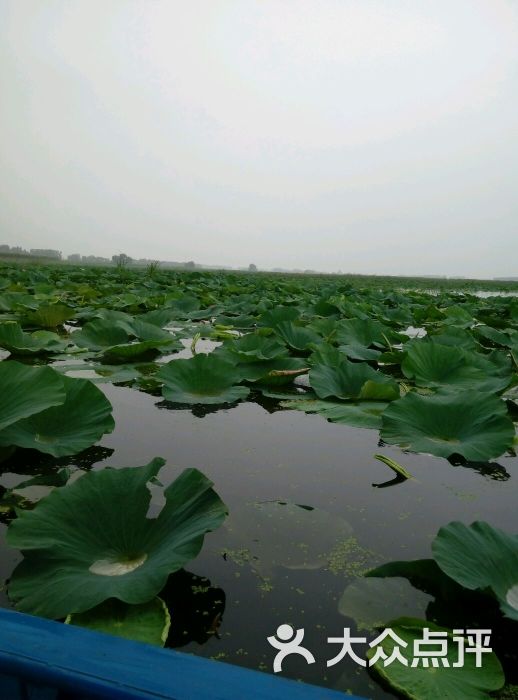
[2,377,515,698]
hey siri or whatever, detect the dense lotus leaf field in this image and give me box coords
[0,262,517,699]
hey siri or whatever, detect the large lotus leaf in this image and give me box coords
[94,309,134,325]
[258,306,299,327]
[0,361,66,431]
[427,327,479,352]
[366,559,465,601]
[335,318,403,348]
[158,353,249,404]
[313,296,342,316]
[310,360,400,401]
[402,343,512,394]
[139,308,180,327]
[441,304,476,328]
[281,399,388,429]
[110,293,141,310]
[165,295,200,316]
[110,317,177,344]
[102,338,180,360]
[471,347,513,375]
[473,326,511,348]
[367,618,504,700]
[224,334,288,362]
[338,343,382,361]
[55,362,155,385]
[0,321,67,355]
[66,597,170,646]
[432,521,518,621]
[73,319,129,350]
[309,343,347,367]
[73,318,179,359]
[380,391,515,461]
[213,313,257,329]
[25,304,75,328]
[302,319,336,347]
[7,458,228,618]
[0,375,114,456]
[273,322,320,352]
[236,357,308,385]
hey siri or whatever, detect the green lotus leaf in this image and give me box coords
[0,468,72,523]
[441,304,475,327]
[273,322,320,352]
[165,295,200,317]
[335,318,403,349]
[13,467,72,493]
[402,343,512,394]
[73,318,179,359]
[0,375,114,456]
[224,333,288,362]
[360,379,400,401]
[158,353,249,404]
[139,308,180,327]
[0,361,66,431]
[25,304,75,328]
[310,360,400,401]
[114,318,178,344]
[94,309,134,325]
[0,321,67,355]
[338,343,382,361]
[366,559,465,601]
[102,339,179,360]
[367,618,504,700]
[258,306,299,327]
[380,391,515,461]
[213,313,257,329]
[66,597,171,646]
[73,319,130,350]
[56,362,156,385]
[307,318,337,340]
[432,521,518,621]
[309,343,347,367]
[7,458,228,618]
[281,399,388,429]
[473,326,511,348]
[427,327,479,352]
[236,357,308,385]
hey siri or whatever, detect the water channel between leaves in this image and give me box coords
[2,379,516,698]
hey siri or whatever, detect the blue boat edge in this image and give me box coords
[0,608,367,699]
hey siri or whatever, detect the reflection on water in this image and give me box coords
[446,455,511,481]
[0,445,114,476]
[162,569,226,648]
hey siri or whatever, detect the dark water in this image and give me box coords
[2,378,515,698]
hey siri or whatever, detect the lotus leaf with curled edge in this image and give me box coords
[6,458,228,619]
[380,391,515,461]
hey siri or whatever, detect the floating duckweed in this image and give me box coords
[327,536,378,577]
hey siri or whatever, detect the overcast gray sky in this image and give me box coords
[1,1,517,276]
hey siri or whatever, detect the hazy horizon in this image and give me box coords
[1,1,517,277]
